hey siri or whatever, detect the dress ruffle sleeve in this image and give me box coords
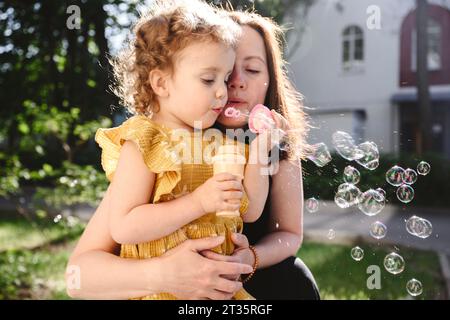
[94,115,181,203]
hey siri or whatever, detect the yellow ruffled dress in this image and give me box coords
[95,115,254,300]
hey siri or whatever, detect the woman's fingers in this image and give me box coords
[188,236,225,252]
[231,233,249,249]
[271,109,291,131]
[201,250,240,263]
[215,260,253,275]
[213,278,243,295]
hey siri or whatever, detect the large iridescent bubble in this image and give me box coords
[357,189,385,216]
[332,131,364,161]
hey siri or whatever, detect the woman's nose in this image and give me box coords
[228,70,246,90]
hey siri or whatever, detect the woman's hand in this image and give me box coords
[160,236,253,300]
[250,110,290,154]
[201,233,255,281]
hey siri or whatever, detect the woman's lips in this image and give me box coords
[225,101,247,108]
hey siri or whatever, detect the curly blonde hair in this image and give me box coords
[111,0,241,117]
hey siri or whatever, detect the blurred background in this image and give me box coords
[0,0,449,300]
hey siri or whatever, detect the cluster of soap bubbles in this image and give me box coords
[405,216,433,239]
[304,131,432,297]
[332,131,380,170]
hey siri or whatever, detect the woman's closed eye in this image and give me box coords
[246,69,260,74]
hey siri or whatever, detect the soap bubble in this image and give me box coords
[405,216,433,239]
[350,246,364,261]
[332,131,364,161]
[334,183,361,208]
[343,165,360,184]
[417,161,431,176]
[327,229,336,240]
[386,166,405,187]
[375,188,386,200]
[384,252,405,275]
[402,168,418,185]
[223,107,241,118]
[358,189,385,216]
[370,221,387,239]
[406,279,423,296]
[307,143,332,167]
[355,141,379,170]
[396,184,415,203]
[305,197,319,213]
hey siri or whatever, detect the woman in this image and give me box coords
[66,8,319,300]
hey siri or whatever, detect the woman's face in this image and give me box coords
[216,25,270,128]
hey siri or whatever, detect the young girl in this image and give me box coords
[94,0,280,300]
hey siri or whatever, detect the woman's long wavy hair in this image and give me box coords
[226,10,312,161]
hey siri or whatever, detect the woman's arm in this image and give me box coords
[66,185,252,300]
[251,159,303,268]
[202,159,303,271]
[242,135,270,223]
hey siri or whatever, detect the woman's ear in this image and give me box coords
[148,69,170,98]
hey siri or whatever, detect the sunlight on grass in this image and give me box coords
[298,241,445,300]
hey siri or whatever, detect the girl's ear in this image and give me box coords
[148,69,170,98]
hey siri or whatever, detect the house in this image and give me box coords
[286,0,450,158]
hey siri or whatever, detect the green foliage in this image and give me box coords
[33,161,109,213]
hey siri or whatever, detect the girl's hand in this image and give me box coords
[192,173,243,214]
[201,233,255,281]
[161,236,253,300]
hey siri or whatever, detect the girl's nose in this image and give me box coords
[216,84,226,100]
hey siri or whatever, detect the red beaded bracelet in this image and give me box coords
[242,245,259,284]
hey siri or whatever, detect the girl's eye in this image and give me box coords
[247,69,260,74]
[202,79,215,85]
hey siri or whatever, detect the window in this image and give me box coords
[411,18,442,71]
[342,26,364,69]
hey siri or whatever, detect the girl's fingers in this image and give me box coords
[214,172,240,182]
[219,180,243,191]
[223,191,243,200]
[220,202,241,211]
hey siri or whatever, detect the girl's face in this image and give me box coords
[161,41,235,130]
[216,26,270,128]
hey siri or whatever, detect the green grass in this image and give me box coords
[0,216,84,251]
[0,216,85,299]
[298,242,446,300]
[0,216,446,299]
